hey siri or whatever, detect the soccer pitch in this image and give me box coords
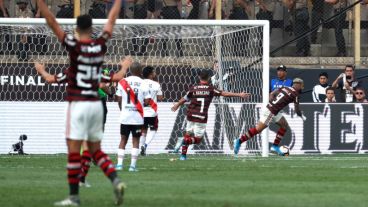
[1,154,368,207]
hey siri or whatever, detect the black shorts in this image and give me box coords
[120,124,142,138]
[144,117,158,130]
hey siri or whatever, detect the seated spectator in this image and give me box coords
[89,0,109,19]
[331,65,361,102]
[0,0,9,17]
[354,88,368,103]
[270,65,293,92]
[15,0,33,61]
[56,0,74,18]
[325,87,336,103]
[312,72,330,102]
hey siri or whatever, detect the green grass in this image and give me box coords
[1,154,368,207]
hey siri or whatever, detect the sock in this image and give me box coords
[80,150,91,183]
[139,133,146,148]
[181,145,189,155]
[273,128,287,146]
[183,134,194,145]
[130,148,139,168]
[93,150,117,183]
[67,152,81,195]
[240,128,258,143]
[117,149,125,166]
[145,130,157,146]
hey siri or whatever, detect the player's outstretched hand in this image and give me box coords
[239,92,251,99]
[120,56,133,68]
[34,62,56,83]
[34,62,46,74]
[171,104,179,112]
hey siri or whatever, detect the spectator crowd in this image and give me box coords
[1,0,368,57]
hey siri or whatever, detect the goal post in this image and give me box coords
[0,18,269,157]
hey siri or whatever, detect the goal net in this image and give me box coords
[0,19,269,157]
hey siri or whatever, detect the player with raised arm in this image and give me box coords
[139,66,163,156]
[115,62,150,172]
[35,0,126,206]
[234,78,305,156]
[171,70,250,160]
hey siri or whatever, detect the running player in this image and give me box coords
[171,70,250,160]
[36,0,126,205]
[115,62,150,172]
[139,66,163,156]
[233,78,305,156]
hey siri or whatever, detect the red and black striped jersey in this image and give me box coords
[267,87,299,115]
[55,31,112,101]
[184,82,222,123]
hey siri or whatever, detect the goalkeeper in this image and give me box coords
[98,68,114,131]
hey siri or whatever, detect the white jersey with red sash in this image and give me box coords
[116,75,150,125]
[143,79,162,117]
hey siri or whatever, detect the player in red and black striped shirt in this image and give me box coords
[234,78,305,156]
[35,0,126,206]
[171,70,250,160]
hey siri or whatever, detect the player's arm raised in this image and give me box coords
[103,0,122,37]
[171,98,187,112]
[221,91,251,99]
[34,62,57,83]
[111,56,133,82]
[37,0,64,42]
[172,90,192,112]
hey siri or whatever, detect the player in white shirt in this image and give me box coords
[115,62,151,172]
[139,66,164,156]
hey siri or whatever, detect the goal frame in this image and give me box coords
[0,18,269,157]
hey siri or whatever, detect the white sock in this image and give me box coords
[117,149,125,166]
[145,130,157,146]
[139,133,146,148]
[130,148,139,168]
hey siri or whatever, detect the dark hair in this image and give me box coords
[345,64,355,71]
[319,72,328,78]
[77,15,92,31]
[142,66,154,79]
[130,62,142,76]
[199,70,210,81]
[325,87,334,93]
[355,87,366,93]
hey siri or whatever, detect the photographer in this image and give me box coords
[331,65,361,102]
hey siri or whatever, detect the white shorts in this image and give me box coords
[186,120,206,138]
[65,101,103,142]
[259,107,283,126]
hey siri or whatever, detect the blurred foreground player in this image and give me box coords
[140,66,163,156]
[171,70,250,160]
[234,78,305,156]
[36,0,127,205]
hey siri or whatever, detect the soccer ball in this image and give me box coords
[279,145,290,156]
